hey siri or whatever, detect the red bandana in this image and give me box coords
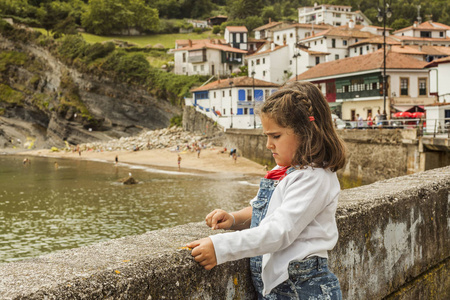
[264,166,290,180]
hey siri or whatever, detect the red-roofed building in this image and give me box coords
[246,43,290,84]
[173,40,247,76]
[294,51,436,120]
[186,77,280,129]
[392,21,450,47]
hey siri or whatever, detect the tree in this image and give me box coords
[390,18,410,31]
[82,0,158,35]
[226,0,263,20]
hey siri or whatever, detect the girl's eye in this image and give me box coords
[273,135,281,139]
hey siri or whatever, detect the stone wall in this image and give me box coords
[223,128,435,184]
[1,166,449,299]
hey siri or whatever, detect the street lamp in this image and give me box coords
[377,0,392,122]
[229,80,233,128]
[293,49,301,81]
[251,71,256,129]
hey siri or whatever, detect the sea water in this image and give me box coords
[0,155,260,263]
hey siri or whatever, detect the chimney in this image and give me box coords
[413,21,418,28]
[188,39,192,47]
[269,18,272,23]
[348,19,355,29]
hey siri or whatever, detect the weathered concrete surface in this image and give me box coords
[1,166,449,299]
[0,223,255,299]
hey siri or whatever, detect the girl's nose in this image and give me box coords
[266,138,274,150]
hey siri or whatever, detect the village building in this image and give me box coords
[426,56,450,103]
[392,21,450,47]
[246,43,290,85]
[186,19,209,29]
[224,26,248,51]
[186,77,280,129]
[253,20,287,40]
[298,3,372,26]
[294,51,435,121]
[172,40,247,76]
[206,15,228,27]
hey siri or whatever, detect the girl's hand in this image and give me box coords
[205,209,234,230]
[186,238,217,270]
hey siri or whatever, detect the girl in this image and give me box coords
[187,81,347,299]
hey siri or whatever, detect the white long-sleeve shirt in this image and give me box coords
[209,166,340,295]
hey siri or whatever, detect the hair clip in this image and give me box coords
[309,116,315,121]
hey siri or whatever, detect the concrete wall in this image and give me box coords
[1,166,449,299]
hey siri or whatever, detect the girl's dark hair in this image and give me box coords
[260,81,347,172]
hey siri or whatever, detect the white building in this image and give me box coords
[173,40,247,76]
[426,56,450,103]
[298,3,371,26]
[246,43,290,85]
[186,77,280,129]
[392,21,450,47]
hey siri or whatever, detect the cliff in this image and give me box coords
[0,32,181,149]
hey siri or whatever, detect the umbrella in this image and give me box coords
[411,112,425,118]
[393,111,412,118]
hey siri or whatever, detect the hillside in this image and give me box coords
[0,22,183,149]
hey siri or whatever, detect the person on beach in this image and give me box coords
[115,155,118,165]
[187,81,347,299]
[177,154,182,170]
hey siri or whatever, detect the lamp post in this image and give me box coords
[293,49,300,81]
[377,0,392,123]
[229,80,233,128]
[251,71,256,129]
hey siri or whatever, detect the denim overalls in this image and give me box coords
[250,167,342,300]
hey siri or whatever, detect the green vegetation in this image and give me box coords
[0,84,24,104]
[31,93,51,110]
[170,115,183,127]
[0,51,27,72]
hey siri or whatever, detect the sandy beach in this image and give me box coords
[15,147,267,176]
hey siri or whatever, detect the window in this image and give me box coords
[440,32,444,37]
[214,92,216,98]
[290,60,292,65]
[314,41,317,45]
[194,66,197,72]
[418,78,427,96]
[182,53,186,62]
[251,60,254,66]
[343,40,347,46]
[263,58,265,64]
[229,89,232,96]
[244,108,248,114]
[335,54,339,60]
[223,109,226,115]
[332,39,336,48]
[222,91,225,97]
[247,89,252,101]
[265,89,270,99]
[360,47,363,55]
[263,71,266,76]
[420,31,431,38]
[256,59,260,65]
[315,57,320,65]
[290,33,293,38]
[400,78,409,96]
[277,35,280,40]
[321,40,323,44]
[354,48,357,53]
[366,45,369,51]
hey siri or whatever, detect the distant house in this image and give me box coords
[247,38,267,55]
[294,51,434,121]
[173,40,247,76]
[298,3,372,26]
[186,19,209,29]
[186,77,280,129]
[426,56,450,103]
[272,23,332,47]
[253,20,287,40]
[224,26,248,51]
[175,38,226,49]
[207,15,228,27]
[392,21,450,47]
[246,43,290,85]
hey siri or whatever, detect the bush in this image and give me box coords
[212,25,221,34]
[57,34,87,60]
[84,42,115,62]
[102,51,150,83]
[170,115,182,127]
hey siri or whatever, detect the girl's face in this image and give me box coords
[261,114,300,167]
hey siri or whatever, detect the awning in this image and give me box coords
[393,105,414,112]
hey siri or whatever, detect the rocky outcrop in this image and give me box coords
[0,34,181,149]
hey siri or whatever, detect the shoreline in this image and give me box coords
[9,147,267,177]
